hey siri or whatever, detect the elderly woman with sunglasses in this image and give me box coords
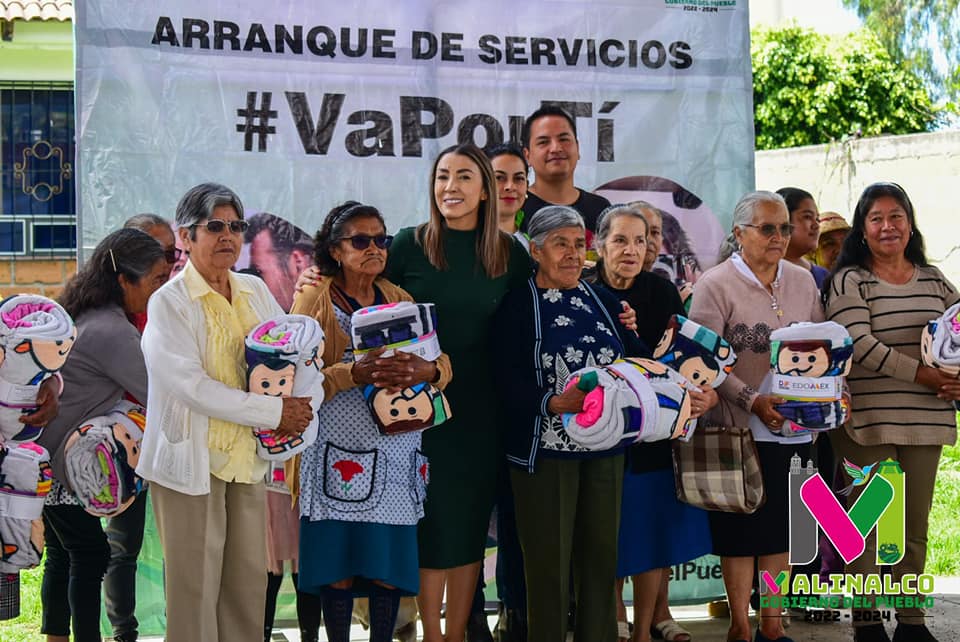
[688,191,824,642]
[137,183,316,642]
[288,201,453,642]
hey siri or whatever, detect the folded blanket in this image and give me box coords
[921,304,960,410]
[245,315,325,460]
[0,441,49,573]
[767,321,852,435]
[351,303,451,435]
[653,314,736,388]
[63,401,146,517]
[351,302,441,362]
[0,295,76,443]
[561,358,695,450]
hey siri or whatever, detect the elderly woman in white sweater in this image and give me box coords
[137,183,316,642]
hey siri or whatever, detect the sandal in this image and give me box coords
[618,620,631,642]
[652,618,692,642]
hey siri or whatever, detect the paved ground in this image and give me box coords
[148,578,960,641]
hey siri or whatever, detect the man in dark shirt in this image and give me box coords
[520,105,611,240]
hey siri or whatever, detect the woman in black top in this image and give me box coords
[587,203,715,642]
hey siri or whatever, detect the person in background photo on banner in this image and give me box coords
[243,212,316,313]
[776,188,829,289]
[824,182,960,642]
[37,228,169,642]
[519,106,612,245]
[688,191,824,642]
[136,183,316,642]
[290,200,453,642]
[812,212,851,270]
[584,203,715,642]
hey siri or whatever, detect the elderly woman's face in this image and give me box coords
[735,200,790,269]
[863,195,911,261]
[179,204,243,273]
[330,216,388,279]
[531,226,586,290]
[818,229,847,268]
[641,211,662,271]
[599,215,646,282]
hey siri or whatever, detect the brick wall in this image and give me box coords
[0,258,77,300]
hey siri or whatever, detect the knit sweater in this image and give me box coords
[825,265,959,446]
[688,258,823,443]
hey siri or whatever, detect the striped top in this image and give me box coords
[825,265,959,446]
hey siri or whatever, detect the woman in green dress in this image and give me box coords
[385,143,531,642]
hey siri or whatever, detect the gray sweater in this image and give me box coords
[37,303,148,489]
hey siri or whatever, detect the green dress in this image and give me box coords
[385,225,530,568]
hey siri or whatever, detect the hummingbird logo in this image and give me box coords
[837,458,877,496]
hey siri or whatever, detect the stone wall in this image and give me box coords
[0,258,76,299]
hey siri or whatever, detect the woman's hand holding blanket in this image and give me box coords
[371,352,438,391]
[751,394,787,429]
[916,365,960,400]
[689,386,718,419]
[548,384,587,415]
[17,377,60,427]
[276,397,313,439]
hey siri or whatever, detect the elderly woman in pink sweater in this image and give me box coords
[688,191,824,642]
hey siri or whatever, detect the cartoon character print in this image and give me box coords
[776,342,831,377]
[621,357,693,439]
[248,359,296,397]
[247,357,301,453]
[13,326,77,384]
[367,382,451,435]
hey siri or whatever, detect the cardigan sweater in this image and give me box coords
[688,258,823,443]
[491,277,647,472]
[825,265,959,446]
[137,263,287,496]
[37,304,149,491]
[285,275,453,501]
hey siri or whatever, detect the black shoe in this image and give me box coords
[466,610,495,642]
[854,624,892,642]
[494,607,528,642]
[892,623,937,642]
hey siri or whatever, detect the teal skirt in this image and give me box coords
[298,518,420,596]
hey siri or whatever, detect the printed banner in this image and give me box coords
[76,0,754,272]
[78,1,753,633]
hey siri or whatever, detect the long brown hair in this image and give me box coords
[417,143,512,278]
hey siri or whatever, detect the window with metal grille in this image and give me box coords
[0,82,76,257]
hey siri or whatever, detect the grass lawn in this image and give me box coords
[5,446,959,641]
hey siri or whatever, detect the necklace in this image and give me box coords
[731,253,784,318]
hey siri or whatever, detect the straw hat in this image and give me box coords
[818,211,851,235]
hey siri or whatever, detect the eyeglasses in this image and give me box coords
[191,219,249,234]
[163,248,184,264]
[742,223,795,238]
[340,234,393,250]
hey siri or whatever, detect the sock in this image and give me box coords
[294,573,323,642]
[320,586,354,642]
[264,572,284,642]
[367,583,401,642]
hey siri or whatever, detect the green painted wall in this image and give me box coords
[0,20,73,82]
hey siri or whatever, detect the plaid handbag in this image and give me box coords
[671,400,765,513]
[0,572,19,621]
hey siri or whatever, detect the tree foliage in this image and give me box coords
[841,0,960,102]
[752,24,940,150]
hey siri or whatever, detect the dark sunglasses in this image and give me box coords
[742,223,795,238]
[340,234,393,250]
[191,218,249,234]
[163,248,184,264]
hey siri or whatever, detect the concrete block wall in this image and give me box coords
[0,258,77,300]
[756,130,960,286]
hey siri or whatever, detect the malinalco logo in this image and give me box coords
[787,455,905,566]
